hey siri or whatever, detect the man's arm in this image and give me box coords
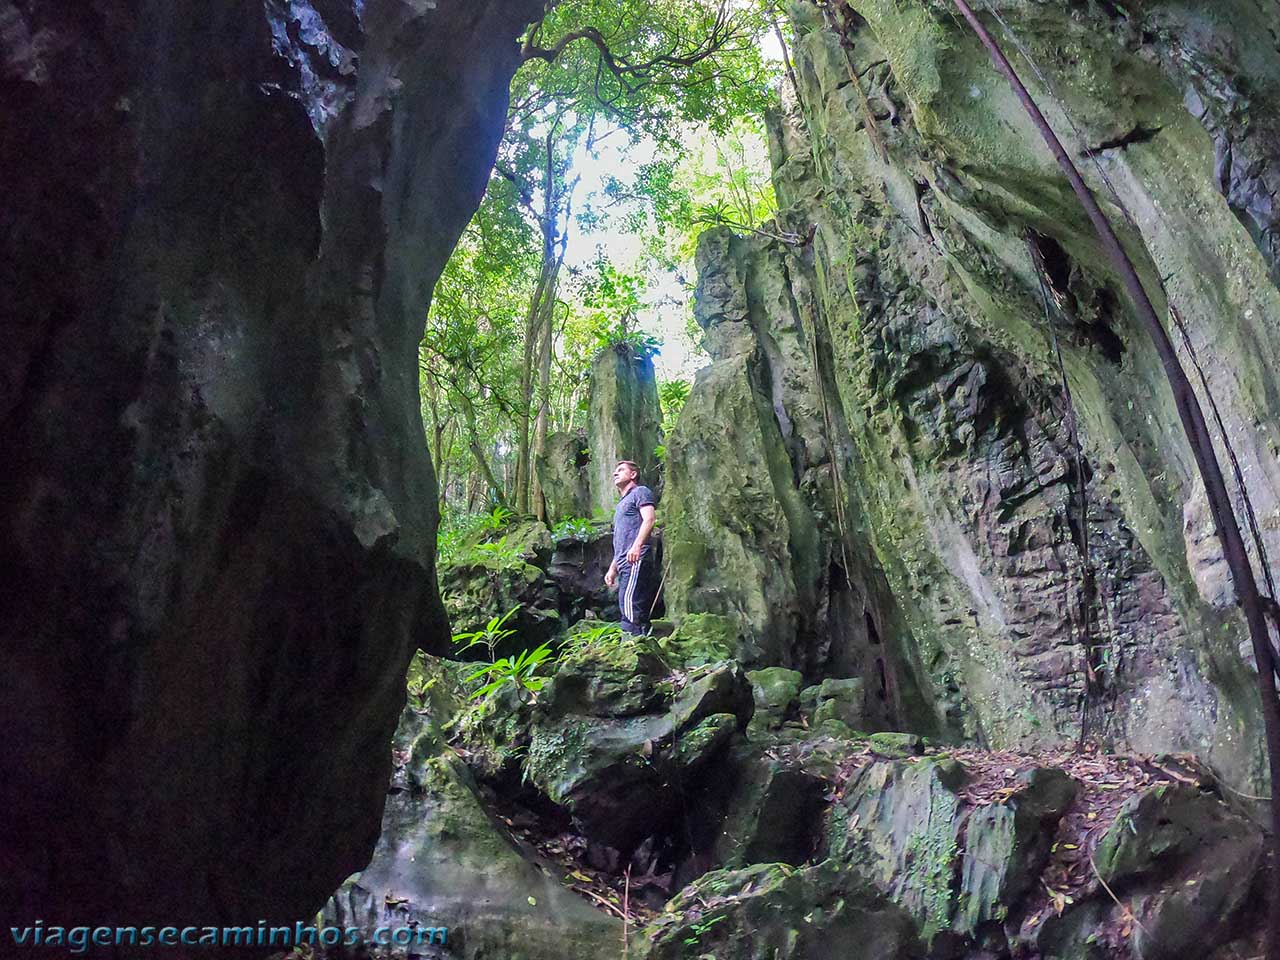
[605,558,618,588]
[625,503,656,564]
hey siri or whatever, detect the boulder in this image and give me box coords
[523,655,754,854]
[746,666,805,732]
[661,612,741,668]
[713,731,855,869]
[546,522,621,620]
[799,677,865,731]
[437,520,561,651]
[641,861,924,960]
[537,430,592,525]
[320,701,621,959]
[826,756,1074,945]
[1089,784,1263,960]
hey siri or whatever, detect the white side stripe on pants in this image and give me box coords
[624,554,641,622]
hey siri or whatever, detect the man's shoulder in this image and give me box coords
[633,485,656,506]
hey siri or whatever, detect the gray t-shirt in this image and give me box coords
[613,484,656,562]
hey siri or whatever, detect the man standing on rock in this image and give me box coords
[604,460,657,635]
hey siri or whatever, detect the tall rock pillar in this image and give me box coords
[586,345,663,514]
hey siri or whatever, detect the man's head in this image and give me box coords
[612,460,639,493]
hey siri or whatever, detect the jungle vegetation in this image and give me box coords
[419,0,785,521]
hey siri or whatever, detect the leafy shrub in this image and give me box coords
[436,505,513,565]
[472,537,523,565]
[551,516,595,541]
[658,378,691,434]
[556,620,632,669]
[480,504,514,532]
[594,321,662,358]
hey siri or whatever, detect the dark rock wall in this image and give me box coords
[0,0,539,930]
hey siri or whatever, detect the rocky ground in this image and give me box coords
[307,564,1269,959]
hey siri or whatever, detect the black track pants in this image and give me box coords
[617,552,657,635]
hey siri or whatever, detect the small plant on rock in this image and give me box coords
[466,642,556,703]
[480,504,515,532]
[558,620,625,661]
[452,605,520,661]
[472,537,522,565]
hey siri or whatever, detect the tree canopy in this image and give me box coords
[421,0,786,522]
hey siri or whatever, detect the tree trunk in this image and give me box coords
[530,234,569,522]
[514,129,562,514]
[459,391,506,508]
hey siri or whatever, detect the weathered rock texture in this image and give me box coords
[641,741,1264,960]
[322,695,621,960]
[670,0,1280,790]
[586,345,664,514]
[0,0,539,930]
[438,518,622,648]
[664,226,934,736]
[537,429,593,524]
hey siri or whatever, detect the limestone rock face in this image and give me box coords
[537,430,593,525]
[524,653,754,854]
[0,0,540,928]
[586,345,663,514]
[439,519,563,650]
[663,227,931,734]
[670,0,1280,790]
[642,861,925,960]
[643,734,1262,960]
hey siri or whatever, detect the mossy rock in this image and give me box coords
[746,666,804,733]
[867,731,924,759]
[668,712,738,768]
[438,522,560,650]
[641,861,924,960]
[1024,782,1261,960]
[798,678,866,730]
[522,662,753,853]
[545,620,669,717]
[1093,783,1239,885]
[661,613,741,668]
[954,767,1075,937]
[321,705,621,959]
[713,735,843,869]
[825,757,969,942]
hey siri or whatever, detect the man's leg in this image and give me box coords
[619,553,656,635]
[617,559,638,634]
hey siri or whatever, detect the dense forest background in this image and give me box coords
[420,0,783,522]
